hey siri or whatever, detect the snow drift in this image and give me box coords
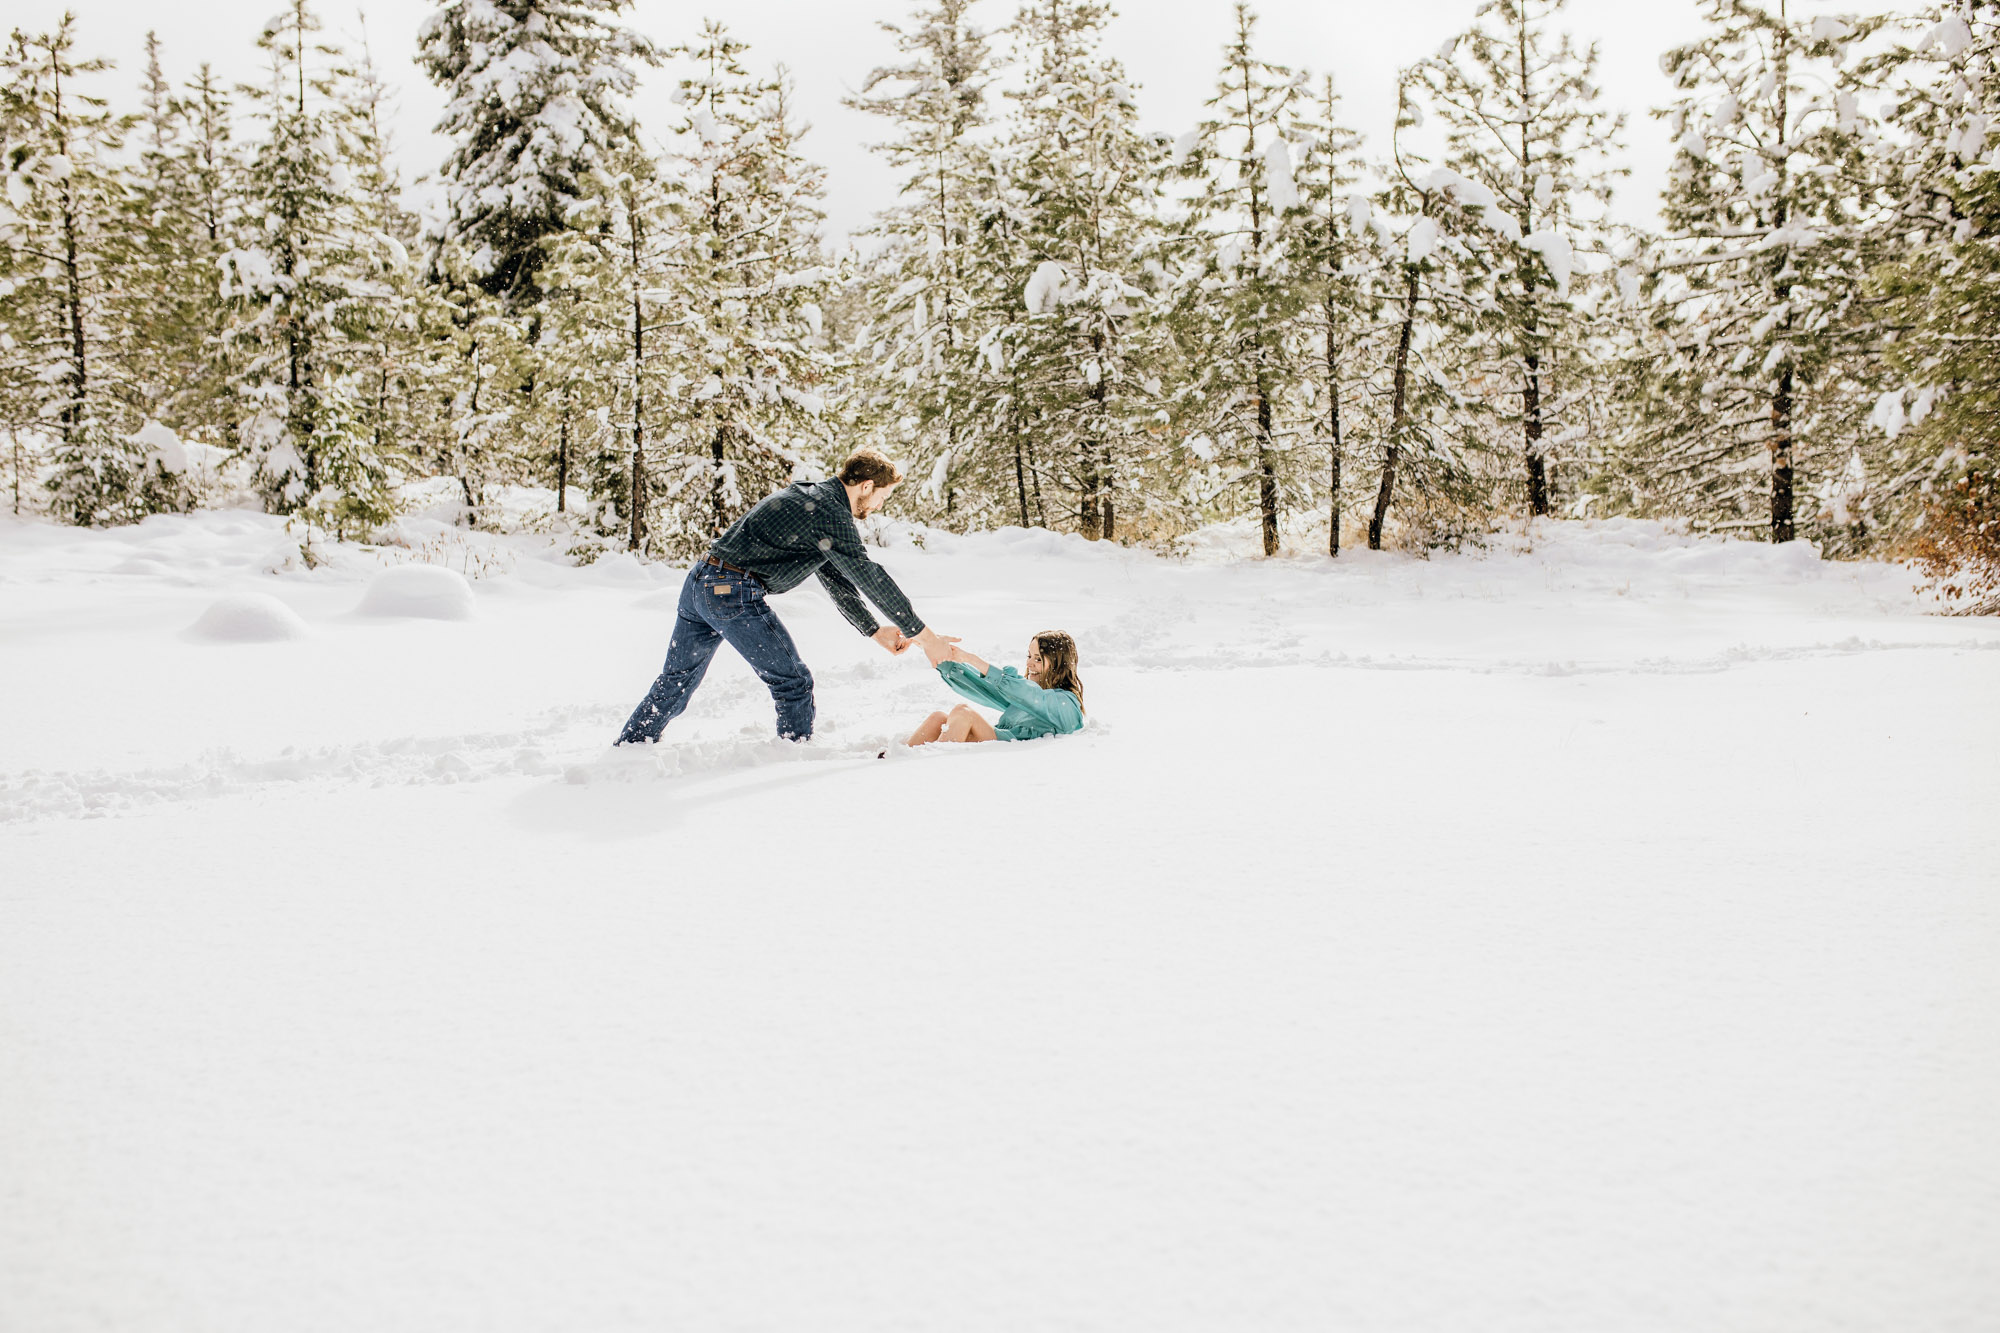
[357,565,476,620]
[184,592,311,643]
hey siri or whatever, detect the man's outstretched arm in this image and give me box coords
[817,564,907,655]
[820,520,932,641]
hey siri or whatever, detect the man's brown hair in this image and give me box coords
[838,447,905,488]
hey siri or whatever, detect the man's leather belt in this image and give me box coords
[704,555,764,585]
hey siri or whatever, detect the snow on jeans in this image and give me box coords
[618,562,816,744]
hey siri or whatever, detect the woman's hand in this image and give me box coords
[922,634,962,668]
[943,640,992,675]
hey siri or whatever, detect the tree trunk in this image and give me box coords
[56,62,87,460]
[1517,19,1549,521]
[1326,304,1343,557]
[556,415,569,514]
[1524,351,1549,517]
[60,196,87,450]
[1025,416,1047,528]
[1235,30,1279,558]
[628,277,645,553]
[1257,379,1279,557]
[710,424,730,534]
[459,343,482,527]
[1013,431,1031,528]
[1370,264,1421,550]
[287,2,318,495]
[628,444,645,551]
[1769,19,1794,546]
[1082,332,1107,540]
[1771,364,1795,543]
[1079,441,1100,539]
[945,420,958,519]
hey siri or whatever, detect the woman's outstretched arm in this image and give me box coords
[943,643,991,675]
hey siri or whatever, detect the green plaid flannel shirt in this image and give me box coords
[708,478,926,638]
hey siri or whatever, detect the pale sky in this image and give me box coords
[25,0,1894,240]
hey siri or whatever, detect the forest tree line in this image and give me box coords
[0,0,1995,581]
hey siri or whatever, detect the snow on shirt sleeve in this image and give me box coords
[817,498,926,637]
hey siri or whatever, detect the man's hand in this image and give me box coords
[871,627,909,655]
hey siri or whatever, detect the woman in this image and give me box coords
[906,631,1085,746]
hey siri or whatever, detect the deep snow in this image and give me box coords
[2,505,1996,1332]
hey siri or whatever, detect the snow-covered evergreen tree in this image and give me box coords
[982,0,1168,541]
[539,140,689,551]
[110,34,242,470]
[1172,2,1315,555]
[1291,73,1380,554]
[1630,0,1885,543]
[1411,0,1623,519]
[1856,2,1999,561]
[524,292,621,524]
[948,139,1044,526]
[1357,76,1498,550]
[657,25,837,549]
[0,17,162,525]
[338,18,444,519]
[846,0,1001,527]
[221,0,393,527]
[417,0,660,307]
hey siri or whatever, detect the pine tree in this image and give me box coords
[1173,2,1314,555]
[1360,76,1495,549]
[987,0,1168,541]
[537,146,675,550]
[954,141,1047,527]
[846,0,1001,527]
[1867,2,1999,590]
[1291,73,1377,555]
[1632,0,1885,543]
[221,0,392,528]
[1412,0,1623,520]
[659,24,837,550]
[526,290,622,525]
[0,16,154,526]
[528,158,634,541]
[184,62,247,453]
[417,0,660,307]
[113,33,241,469]
[341,15,437,515]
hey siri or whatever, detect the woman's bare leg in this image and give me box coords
[941,705,999,743]
[906,711,949,746]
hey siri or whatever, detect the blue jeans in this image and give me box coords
[618,564,816,744]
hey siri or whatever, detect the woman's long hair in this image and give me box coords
[1033,631,1084,709]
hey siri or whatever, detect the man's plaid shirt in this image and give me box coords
[708,478,926,638]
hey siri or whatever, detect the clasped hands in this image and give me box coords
[871,626,962,667]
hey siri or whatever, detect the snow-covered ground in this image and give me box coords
[3,506,1997,1332]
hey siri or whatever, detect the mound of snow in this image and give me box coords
[579,551,653,586]
[358,565,475,621]
[132,420,189,474]
[184,593,310,644]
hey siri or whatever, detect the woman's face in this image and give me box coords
[1024,638,1047,682]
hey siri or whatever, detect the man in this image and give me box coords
[616,447,950,746]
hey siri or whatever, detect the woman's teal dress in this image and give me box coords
[935,661,1084,741]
